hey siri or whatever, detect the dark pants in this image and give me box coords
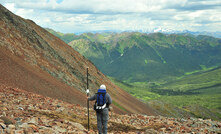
[96,108,109,134]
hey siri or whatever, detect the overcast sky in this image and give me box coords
[1,0,221,33]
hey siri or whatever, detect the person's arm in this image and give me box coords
[106,93,112,108]
[107,93,112,104]
[88,94,96,101]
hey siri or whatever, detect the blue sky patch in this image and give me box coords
[56,0,63,4]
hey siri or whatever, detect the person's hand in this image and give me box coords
[109,106,113,111]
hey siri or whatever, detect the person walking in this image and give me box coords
[88,84,112,134]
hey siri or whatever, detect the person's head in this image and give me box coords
[100,84,106,90]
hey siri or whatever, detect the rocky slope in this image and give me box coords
[0,4,154,114]
[0,85,220,133]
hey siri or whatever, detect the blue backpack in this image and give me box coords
[94,89,107,112]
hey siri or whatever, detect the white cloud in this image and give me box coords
[1,0,221,33]
[4,3,15,12]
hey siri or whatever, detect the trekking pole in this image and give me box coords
[86,67,90,131]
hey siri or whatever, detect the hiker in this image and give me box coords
[87,84,112,134]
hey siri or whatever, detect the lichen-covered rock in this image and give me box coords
[69,121,86,131]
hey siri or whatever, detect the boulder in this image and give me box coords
[0,117,14,125]
[0,123,6,129]
[145,129,158,134]
[28,117,38,125]
[53,126,67,133]
[69,121,86,131]
[14,129,25,134]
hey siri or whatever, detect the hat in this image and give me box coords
[100,84,106,90]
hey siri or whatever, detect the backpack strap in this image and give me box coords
[97,89,106,104]
[97,89,106,94]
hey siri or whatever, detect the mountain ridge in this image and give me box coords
[0,4,154,115]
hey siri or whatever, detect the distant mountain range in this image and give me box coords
[47,28,221,39]
[46,29,221,83]
[152,28,221,38]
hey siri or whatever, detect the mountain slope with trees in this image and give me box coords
[47,29,221,82]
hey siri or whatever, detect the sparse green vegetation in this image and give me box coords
[109,77,160,102]
[112,100,129,113]
[160,67,221,91]
[159,94,221,110]
[46,28,77,43]
[110,66,221,120]
[144,59,148,64]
